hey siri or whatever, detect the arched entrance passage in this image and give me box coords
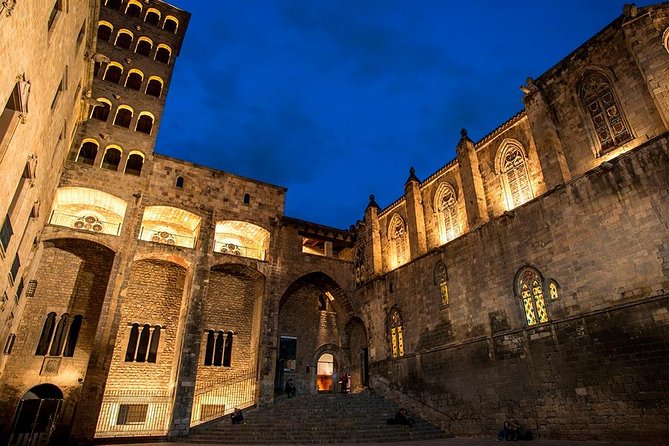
[343,317,369,392]
[276,272,354,395]
[316,353,336,392]
[10,384,63,446]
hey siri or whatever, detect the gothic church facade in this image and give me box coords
[0,1,667,444]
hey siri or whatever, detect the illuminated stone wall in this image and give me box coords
[359,137,669,442]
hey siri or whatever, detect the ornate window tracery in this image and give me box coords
[434,183,461,244]
[434,262,449,306]
[388,307,404,358]
[388,214,408,269]
[498,142,533,209]
[514,267,559,326]
[579,72,632,152]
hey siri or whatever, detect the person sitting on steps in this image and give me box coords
[231,407,244,425]
[386,408,414,427]
[285,379,296,398]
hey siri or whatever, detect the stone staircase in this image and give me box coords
[188,392,449,444]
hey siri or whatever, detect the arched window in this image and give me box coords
[388,214,408,269]
[105,0,121,10]
[175,176,184,189]
[144,8,161,26]
[125,70,143,91]
[204,330,215,366]
[90,98,111,121]
[101,146,122,171]
[515,267,549,326]
[223,331,233,367]
[97,21,113,41]
[434,262,449,306]
[103,63,123,84]
[498,141,533,210]
[318,295,327,311]
[62,315,82,357]
[146,77,163,98]
[213,331,224,366]
[135,113,154,134]
[388,307,404,358]
[114,30,133,50]
[125,0,142,18]
[155,45,171,64]
[77,140,98,165]
[113,106,133,128]
[579,71,632,152]
[147,325,160,363]
[49,314,69,356]
[136,324,150,362]
[163,16,179,34]
[434,183,461,244]
[135,37,153,57]
[124,152,144,176]
[125,323,139,362]
[243,193,250,204]
[35,312,56,355]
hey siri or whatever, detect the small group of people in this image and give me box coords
[339,372,351,394]
[497,419,531,441]
[386,408,414,428]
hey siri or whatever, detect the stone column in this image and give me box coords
[403,167,427,258]
[364,195,383,275]
[522,77,571,190]
[168,210,213,438]
[456,129,489,230]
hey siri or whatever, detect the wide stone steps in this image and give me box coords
[188,393,448,444]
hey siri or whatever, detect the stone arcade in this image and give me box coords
[0,1,667,444]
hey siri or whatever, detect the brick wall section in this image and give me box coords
[359,136,669,442]
[0,239,114,441]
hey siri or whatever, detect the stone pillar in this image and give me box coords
[456,129,489,230]
[403,167,427,258]
[364,195,383,275]
[522,77,571,190]
[622,4,669,130]
[168,210,213,438]
[324,241,333,257]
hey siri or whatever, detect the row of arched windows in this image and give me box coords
[35,313,83,357]
[386,265,560,358]
[125,323,161,363]
[97,22,172,64]
[96,62,164,98]
[203,330,233,367]
[75,139,144,176]
[90,99,155,135]
[104,0,180,34]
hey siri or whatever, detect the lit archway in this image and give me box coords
[214,220,270,260]
[139,206,201,249]
[49,187,127,236]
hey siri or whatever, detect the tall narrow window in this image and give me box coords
[101,147,122,171]
[435,183,461,244]
[9,253,20,283]
[213,331,224,366]
[62,315,82,357]
[125,323,139,362]
[1,80,29,162]
[175,176,184,189]
[48,0,63,31]
[579,72,632,152]
[498,142,533,209]
[388,214,408,269]
[147,325,160,363]
[223,331,233,367]
[0,216,13,255]
[388,308,404,358]
[4,333,16,355]
[35,312,57,356]
[204,330,215,366]
[434,262,449,306]
[515,267,550,326]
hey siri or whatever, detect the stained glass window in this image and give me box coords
[389,214,408,268]
[516,267,551,326]
[435,184,460,244]
[580,72,632,152]
[500,144,533,209]
[389,308,404,358]
[549,280,559,300]
[434,262,449,306]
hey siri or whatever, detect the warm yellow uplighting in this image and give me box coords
[49,187,127,236]
[214,220,269,260]
[140,206,201,249]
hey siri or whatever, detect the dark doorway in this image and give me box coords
[360,347,369,387]
[9,384,63,446]
[275,336,297,393]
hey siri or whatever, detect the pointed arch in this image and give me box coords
[514,266,550,326]
[387,306,405,358]
[434,261,449,306]
[496,139,533,210]
[578,70,633,153]
[434,182,461,244]
[388,213,408,269]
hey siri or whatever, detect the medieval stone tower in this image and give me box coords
[0,1,667,445]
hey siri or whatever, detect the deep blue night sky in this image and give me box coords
[155,0,651,229]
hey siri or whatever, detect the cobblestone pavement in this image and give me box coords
[97,438,650,446]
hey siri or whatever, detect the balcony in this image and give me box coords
[49,210,122,236]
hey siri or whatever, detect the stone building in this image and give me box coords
[0,0,667,444]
